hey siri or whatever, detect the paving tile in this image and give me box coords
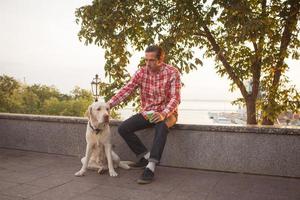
[88,184,166,200]
[21,165,58,178]
[243,193,297,200]
[174,170,224,194]
[0,171,45,184]
[71,193,115,200]
[1,183,48,199]
[9,156,56,168]
[246,175,300,199]
[0,160,38,172]
[211,173,253,195]
[0,193,24,200]
[206,191,246,200]
[0,180,18,190]
[162,189,208,200]
[29,180,98,200]
[27,173,75,189]
[0,167,15,179]
[0,163,53,184]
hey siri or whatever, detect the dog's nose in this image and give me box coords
[103,114,109,122]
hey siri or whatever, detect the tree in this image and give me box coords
[41,97,65,115]
[0,74,98,117]
[0,75,21,112]
[21,86,41,114]
[71,86,94,101]
[75,0,300,125]
[28,84,61,103]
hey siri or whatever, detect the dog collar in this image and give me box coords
[88,121,103,135]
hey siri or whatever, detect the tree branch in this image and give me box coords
[273,0,300,88]
[251,0,266,99]
[202,25,249,98]
[193,31,207,37]
[251,40,261,98]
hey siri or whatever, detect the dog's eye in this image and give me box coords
[97,108,101,111]
[106,108,109,111]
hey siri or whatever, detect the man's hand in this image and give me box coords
[151,112,165,123]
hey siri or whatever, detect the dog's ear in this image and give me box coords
[85,106,92,120]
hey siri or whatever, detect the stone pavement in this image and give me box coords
[0,148,299,200]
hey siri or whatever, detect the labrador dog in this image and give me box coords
[75,101,130,177]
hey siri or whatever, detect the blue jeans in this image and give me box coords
[118,113,177,163]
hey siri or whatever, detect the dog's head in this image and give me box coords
[85,101,110,127]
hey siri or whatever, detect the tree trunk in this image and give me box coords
[246,97,257,124]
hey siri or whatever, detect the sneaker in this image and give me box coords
[137,168,154,184]
[129,157,148,169]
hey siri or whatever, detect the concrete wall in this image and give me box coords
[0,113,299,178]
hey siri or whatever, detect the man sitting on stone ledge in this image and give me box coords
[107,45,181,184]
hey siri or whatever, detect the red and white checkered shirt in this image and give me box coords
[108,63,181,118]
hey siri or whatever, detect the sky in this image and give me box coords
[0,0,299,102]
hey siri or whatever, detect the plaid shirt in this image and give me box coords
[108,63,181,118]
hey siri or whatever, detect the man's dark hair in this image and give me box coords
[145,45,164,60]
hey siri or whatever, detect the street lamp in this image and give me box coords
[91,74,101,102]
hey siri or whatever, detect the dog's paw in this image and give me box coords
[109,170,118,177]
[74,170,86,177]
[122,164,131,170]
[97,167,105,174]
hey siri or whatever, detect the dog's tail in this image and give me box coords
[118,161,134,170]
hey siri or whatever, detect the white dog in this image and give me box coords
[75,101,130,177]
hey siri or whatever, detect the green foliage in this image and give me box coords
[0,75,21,112]
[0,74,114,118]
[259,74,300,122]
[75,0,204,110]
[41,97,91,117]
[75,0,300,124]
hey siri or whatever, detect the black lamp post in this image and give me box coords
[91,74,101,102]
